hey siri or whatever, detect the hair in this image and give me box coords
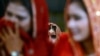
[0,0,9,17]
[8,0,33,36]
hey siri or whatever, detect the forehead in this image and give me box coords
[6,2,29,16]
[68,2,86,16]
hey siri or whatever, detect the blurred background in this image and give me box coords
[46,0,66,31]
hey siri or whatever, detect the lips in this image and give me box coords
[70,28,80,36]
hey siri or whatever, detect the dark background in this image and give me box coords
[0,0,8,17]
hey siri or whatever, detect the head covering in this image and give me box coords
[64,0,100,56]
[84,0,100,55]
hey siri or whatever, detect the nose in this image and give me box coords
[49,29,55,35]
[67,19,76,29]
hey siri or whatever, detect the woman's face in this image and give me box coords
[49,24,57,44]
[67,2,90,42]
[48,23,61,44]
[4,2,31,32]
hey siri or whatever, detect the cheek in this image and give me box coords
[19,18,31,31]
[66,20,71,29]
[77,19,89,38]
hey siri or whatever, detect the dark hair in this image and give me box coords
[70,0,87,14]
[8,0,33,36]
[0,0,9,17]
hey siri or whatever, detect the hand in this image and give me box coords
[0,23,23,54]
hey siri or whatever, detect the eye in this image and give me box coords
[74,15,81,20]
[16,15,26,21]
[6,11,13,17]
[52,26,56,32]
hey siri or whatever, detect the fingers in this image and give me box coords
[0,32,6,42]
[7,26,13,35]
[15,23,19,36]
[2,29,8,38]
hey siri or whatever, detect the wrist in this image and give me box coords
[10,51,23,56]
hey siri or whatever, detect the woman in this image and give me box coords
[0,0,49,56]
[48,23,61,56]
[53,0,100,56]
[48,23,61,44]
[65,0,100,56]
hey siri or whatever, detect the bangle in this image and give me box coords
[10,51,20,56]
